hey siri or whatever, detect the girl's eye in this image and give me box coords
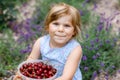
[53,22,59,25]
[64,24,71,27]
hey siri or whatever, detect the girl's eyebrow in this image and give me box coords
[52,20,58,23]
[64,22,73,25]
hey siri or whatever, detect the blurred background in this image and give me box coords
[0,0,120,80]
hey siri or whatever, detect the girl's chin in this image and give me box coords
[54,39,66,44]
[54,37,65,41]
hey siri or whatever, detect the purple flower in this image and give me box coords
[91,71,97,80]
[100,62,105,67]
[25,18,32,25]
[92,55,97,60]
[24,34,31,41]
[97,25,103,32]
[106,19,111,27]
[35,25,42,31]
[90,40,94,45]
[85,34,89,39]
[89,47,93,51]
[95,47,98,50]
[20,49,28,54]
[95,38,99,43]
[85,0,90,3]
[22,3,28,7]
[91,44,94,48]
[81,45,84,48]
[20,44,32,54]
[113,38,117,42]
[99,41,103,47]
[98,69,102,73]
[84,66,88,71]
[105,74,109,80]
[111,44,115,47]
[85,46,89,49]
[105,23,111,31]
[82,55,87,61]
[92,3,97,10]
[96,53,100,57]
[105,40,110,43]
[79,10,84,16]
[111,65,115,69]
[13,25,19,31]
[118,69,120,73]
[90,40,94,47]
[92,53,100,60]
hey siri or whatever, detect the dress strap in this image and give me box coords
[63,39,80,60]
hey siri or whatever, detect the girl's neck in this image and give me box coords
[49,39,66,48]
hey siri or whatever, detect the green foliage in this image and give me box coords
[0,29,27,77]
[79,15,120,80]
[0,0,27,32]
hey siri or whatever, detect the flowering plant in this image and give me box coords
[80,14,120,80]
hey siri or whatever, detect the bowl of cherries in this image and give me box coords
[17,60,57,80]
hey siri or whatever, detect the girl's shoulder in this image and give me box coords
[39,34,50,46]
[37,34,49,41]
[68,39,80,47]
[64,39,80,52]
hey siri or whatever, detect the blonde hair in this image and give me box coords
[44,3,81,37]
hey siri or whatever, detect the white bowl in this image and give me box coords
[17,60,58,80]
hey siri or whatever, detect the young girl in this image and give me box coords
[14,2,82,80]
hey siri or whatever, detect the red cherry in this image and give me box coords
[19,61,57,79]
[47,65,52,70]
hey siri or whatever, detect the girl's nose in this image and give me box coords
[58,25,64,32]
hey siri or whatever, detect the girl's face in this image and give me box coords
[48,15,75,47]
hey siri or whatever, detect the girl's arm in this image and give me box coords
[55,45,82,80]
[27,37,42,60]
[13,37,42,80]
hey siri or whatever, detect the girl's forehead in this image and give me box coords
[54,15,72,22]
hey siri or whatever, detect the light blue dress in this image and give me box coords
[40,35,82,80]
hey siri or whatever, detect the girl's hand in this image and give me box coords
[13,74,22,80]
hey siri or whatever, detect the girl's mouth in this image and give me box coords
[54,35,66,40]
